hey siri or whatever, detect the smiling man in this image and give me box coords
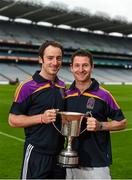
[65,49,127,179]
[8,41,66,179]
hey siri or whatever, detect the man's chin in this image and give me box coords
[77,78,87,82]
[75,75,89,82]
[50,70,59,75]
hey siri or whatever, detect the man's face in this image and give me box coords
[71,56,93,82]
[39,45,62,77]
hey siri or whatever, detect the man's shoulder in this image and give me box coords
[56,78,66,89]
[14,76,34,103]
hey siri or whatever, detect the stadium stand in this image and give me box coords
[0,0,132,84]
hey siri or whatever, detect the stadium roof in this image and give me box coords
[1,0,132,35]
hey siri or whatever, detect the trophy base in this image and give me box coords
[58,150,79,168]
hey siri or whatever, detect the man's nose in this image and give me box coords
[79,66,83,72]
[52,58,58,65]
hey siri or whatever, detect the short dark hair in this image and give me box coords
[71,49,93,66]
[39,40,64,58]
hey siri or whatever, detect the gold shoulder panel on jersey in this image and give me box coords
[100,86,120,108]
[83,92,102,100]
[14,77,32,102]
[33,83,51,93]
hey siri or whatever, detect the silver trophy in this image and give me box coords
[53,111,86,167]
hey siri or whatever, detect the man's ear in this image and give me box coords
[39,56,43,64]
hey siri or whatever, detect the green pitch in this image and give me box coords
[0,84,132,179]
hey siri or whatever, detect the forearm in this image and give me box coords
[8,109,57,128]
[100,119,127,131]
[87,117,127,131]
[8,113,41,128]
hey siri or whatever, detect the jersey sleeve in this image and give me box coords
[9,83,31,115]
[106,91,125,121]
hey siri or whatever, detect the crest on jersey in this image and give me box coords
[86,97,95,110]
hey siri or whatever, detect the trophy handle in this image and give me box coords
[80,115,87,134]
[80,127,87,134]
[52,122,62,135]
[52,109,63,135]
[80,111,92,134]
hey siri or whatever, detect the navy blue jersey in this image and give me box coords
[10,71,66,155]
[65,78,125,167]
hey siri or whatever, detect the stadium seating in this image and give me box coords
[0,20,132,55]
[0,20,132,84]
[0,62,132,84]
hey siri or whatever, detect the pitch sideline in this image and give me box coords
[0,131,24,142]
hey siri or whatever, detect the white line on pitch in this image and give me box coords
[111,128,132,133]
[0,131,24,142]
[0,128,132,142]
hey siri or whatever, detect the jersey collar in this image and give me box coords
[33,71,65,88]
[69,78,99,92]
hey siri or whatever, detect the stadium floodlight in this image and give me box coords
[127,34,132,38]
[57,24,72,30]
[0,15,9,21]
[14,18,32,24]
[37,21,53,27]
[76,28,88,32]
[93,30,104,35]
[109,32,123,37]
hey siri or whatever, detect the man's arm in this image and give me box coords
[99,119,127,131]
[86,117,127,131]
[8,109,58,128]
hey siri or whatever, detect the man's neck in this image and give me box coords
[75,80,92,93]
[39,71,55,82]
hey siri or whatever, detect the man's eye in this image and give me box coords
[74,64,80,68]
[83,64,89,67]
[47,57,54,60]
[47,56,62,61]
[56,57,62,61]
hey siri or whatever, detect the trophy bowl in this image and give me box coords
[57,111,85,168]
